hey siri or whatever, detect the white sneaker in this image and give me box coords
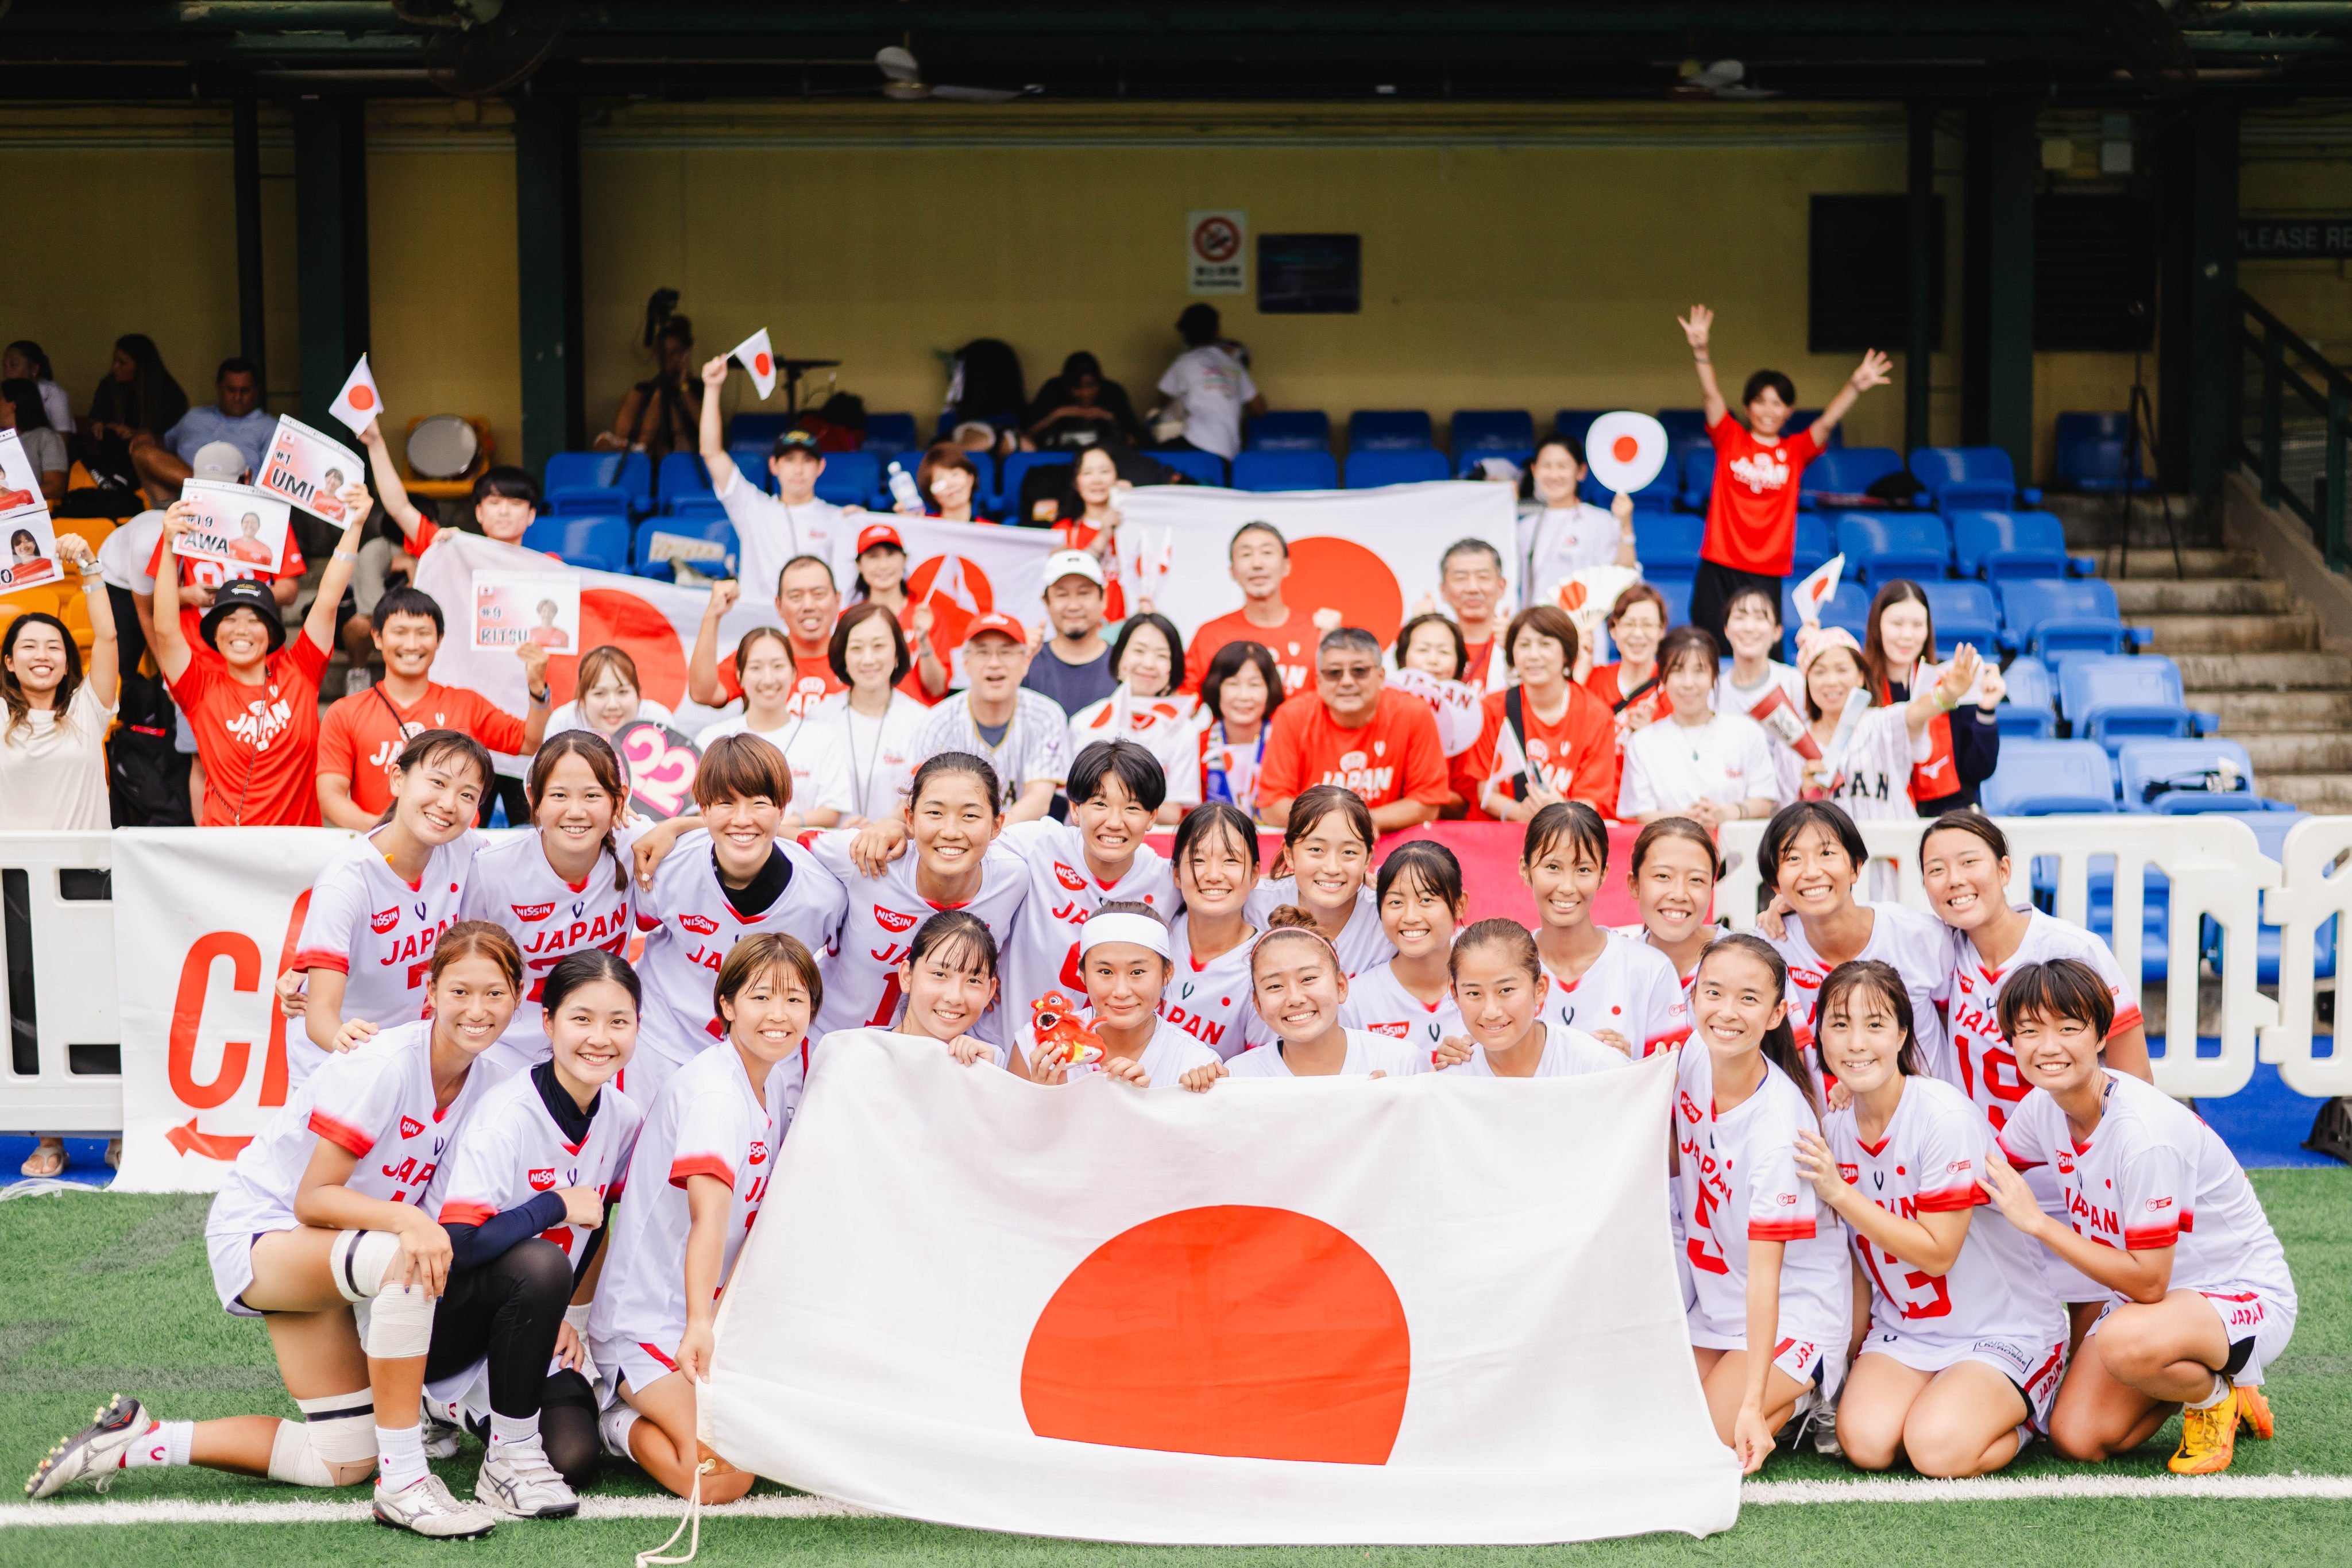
[26,1395,148,1499]
[422,1417,465,1461]
[373,1472,499,1539]
[476,1443,579,1519]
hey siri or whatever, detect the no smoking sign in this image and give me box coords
[1187,208,1248,295]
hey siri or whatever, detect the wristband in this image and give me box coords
[332,549,360,563]
[563,1303,592,1334]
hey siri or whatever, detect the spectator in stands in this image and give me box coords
[150,480,374,826]
[1715,586,1806,801]
[1862,580,2003,815]
[1583,581,1668,736]
[1679,303,1890,648]
[689,563,845,720]
[2,534,117,1179]
[909,611,1067,822]
[1467,605,1616,821]
[157,358,272,480]
[2,342,72,434]
[314,586,553,830]
[945,338,1026,457]
[1024,549,1118,716]
[546,643,672,753]
[1257,626,1449,831]
[824,601,930,823]
[1046,449,1127,603]
[1024,351,1144,450]
[1520,435,1636,592]
[1392,611,1479,817]
[843,523,949,698]
[897,443,990,524]
[84,334,187,443]
[1432,538,1512,686]
[693,625,851,831]
[1067,612,1198,824]
[1617,625,1783,827]
[1,379,67,504]
[1196,640,1281,821]
[1199,639,1282,821]
[697,354,851,605]
[1181,520,1328,698]
[595,312,701,458]
[357,418,540,681]
[1154,303,1264,463]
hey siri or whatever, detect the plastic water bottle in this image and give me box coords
[887,461,921,511]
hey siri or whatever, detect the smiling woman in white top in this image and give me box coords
[1067,612,1200,826]
[1618,625,1783,828]
[1519,434,1637,593]
[820,601,930,824]
[694,625,851,831]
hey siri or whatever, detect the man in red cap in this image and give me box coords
[909,610,1068,823]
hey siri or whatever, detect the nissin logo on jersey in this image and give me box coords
[1837,1163,1861,1183]
[678,914,720,936]
[369,905,401,934]
[512,902,558,922]
[873,905,918,934]
[399,1115,424,1139]
[528,1168,557,1191]
[1368,1021,1409,1038]
[748,1141,769,1165]
[1678,1091,1705,1124]
[1053,863,1087,893]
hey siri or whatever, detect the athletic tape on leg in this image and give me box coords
[267,1391,377,1486]
[362,1283,435,1360]
[327,1230,402,1303]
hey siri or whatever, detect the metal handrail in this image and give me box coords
[2234,289,2352,568]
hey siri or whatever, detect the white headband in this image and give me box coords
[1079,911,1170,959]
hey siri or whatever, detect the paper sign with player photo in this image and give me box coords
[256,415,366,522]
[0,428,47,522]
[172,480,294,576]
[0,501,61,592]
[471,570,582,652]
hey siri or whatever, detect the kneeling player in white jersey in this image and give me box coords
[1983,960,2296,1476]
[425,949,644,1517]
[1521,801,1689,1057]
[1342,841,1466,1057]
[291,730,493,1085]
[1245,786,1397,978]
[1013,902,1225,1090]
[1794,960,2065,1477]
[460,732,639,1071]
[1228,908,1433,1078]
[1674,934,1853,1473]
[1440,918,1623,1077]
[631,733,846,1107]
[29,925,524,1539]
[1620,816,1723,999]
[1165,803,1271,1059]
[586,933,822,1503]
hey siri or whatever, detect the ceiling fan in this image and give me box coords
[875,45,1034,103]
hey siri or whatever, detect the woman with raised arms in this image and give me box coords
[1439,919,1626,1077]
[1792,960,2065,1477]
[1010,902,1225,1091]
[31,926,526,1540]
[1227,908,1432,1078]
[1519,801,1689,1057]
[1244,783,1395,977]
[1339,840,1467,1059]
[1164,802,1272,1060]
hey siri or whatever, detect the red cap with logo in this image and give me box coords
[964,611,1026,643]
[855,522,905,555]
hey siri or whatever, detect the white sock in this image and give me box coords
[488,1411,542,1455]
[374,1424,427,1493]
[598,1404,640,1459]
[121,1419,194,1469]
[2186,1374,2232,1410]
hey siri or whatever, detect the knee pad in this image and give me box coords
[327,1230,403,1303]
[359,1282,437,1360]
[267,1391,377,1488]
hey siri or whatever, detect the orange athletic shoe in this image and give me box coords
[2235,1381,2274,1440]
[2169,1386,2239,1474]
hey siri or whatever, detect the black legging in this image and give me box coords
[423,1238,599,1487]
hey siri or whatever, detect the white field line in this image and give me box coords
[2,1472,2350,1528]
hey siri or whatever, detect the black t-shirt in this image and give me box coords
[1022,644,1117,717]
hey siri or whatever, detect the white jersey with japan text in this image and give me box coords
[1442,1021,1626,1077]
[291,828,485,1084]
[1224,1029,1427,1078]
[458,832,635,1066]
[1161,915,1273,1060]
[1540,931,1690,1056]
[434,1067,643,1264]
[1339,960,1462,1064]
[805,831,1030,1041]
[995,820,1175,1020]
[1944,909,2141,1130]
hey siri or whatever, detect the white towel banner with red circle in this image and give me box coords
[1582,411,1668,497]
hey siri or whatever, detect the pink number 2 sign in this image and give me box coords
[615,721,704,820]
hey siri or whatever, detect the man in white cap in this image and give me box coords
[1021,548,1118,717]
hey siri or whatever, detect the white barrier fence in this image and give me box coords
[3,818,2346,1138]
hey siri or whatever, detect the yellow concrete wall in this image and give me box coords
[2242,106,2352,361]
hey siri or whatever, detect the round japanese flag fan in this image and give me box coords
[1583,411,1669,497]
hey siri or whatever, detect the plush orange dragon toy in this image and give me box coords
[1029,991,1104,1069]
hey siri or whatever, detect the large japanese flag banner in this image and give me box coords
[111,828,358,1193]
[853,514,1055,674]
[702,1030,1737,1545]
[1112,481,1519,651]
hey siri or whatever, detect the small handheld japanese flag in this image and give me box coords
[1791,553,1845,627]
[327,354,382,437]
[732,328,778,399]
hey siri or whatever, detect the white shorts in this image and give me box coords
[589,1334,682,1407]
[1860,1326,2069,1431]
[204,1225,293,1318]
[2090,1285,2296,1388]
[1688,1310,1849,1396]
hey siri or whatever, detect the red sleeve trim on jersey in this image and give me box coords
[1748,1218,1817,1242]
[2123,1221,2180,1250]
[1994,1131,2043,1170]
[292,947,352,975]
[435,1200,496,1227]
[635,913,662,932]
[307,1110,374,1158]
[2108,1003,2145,1038]
[1913,1182,1984,1213]
[669,1153,736,1190]
[1645,1024,1693,1052]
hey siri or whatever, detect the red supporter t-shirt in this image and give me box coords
[166,636,332,827]
[1463,638,1497,686]
[316,681,529,816]
[1459,684,1620,814]
[1257,687,1450,813]
[1702,417,1821,577]
[1183,603,1324,698]
[715,647,845,716]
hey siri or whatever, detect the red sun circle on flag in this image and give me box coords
[348,385,376,411]
[1611,434,1639,463]
[906,553,997,653]
[755,352,773,376]
[1287,536,1404,648]
[1019,1204,1411,1465]
[550,587,686,708]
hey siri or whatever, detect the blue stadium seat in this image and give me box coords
[2115,738,2288,814]
[1554,409,1606,448]
[1631,516,1704,582]
[1998,578,2150,659]
[1451,410,1535,457]
[662,495,727,522]
[615,452,654,517]
[1982,739,2117,814]
[862,412,921,461]
[1346,449,1451,488]
[1949,509,2095,581]
[2054,412,2140,494]
[1800,447,1902,505]
[727,443,774,493]
[2061,655,2219,754]
[999,450,1075,516]
[1812,580,1875,644]
[1245,411,1331,452]
[1153,448,1228,486]
[1836,512,1951,582]
[814,450,880,508]
[727,413,793,447]
[1653,577,1693,629]
[1656,408,1709,445]
[1457,447,1535,480]
[544,452,629,516]
[1233,450,1338,492]
[1581,466,1678,512]
[520,514,629,575]
[1789,410,1844,449]
[1909,446,2041,512]
[1348,410,1432,451]
[662,486,719,516]
[1995,655,2059,738]
[1790,513,1832,578]
[1678,446,1716,512]
[632,516,739,582]
[1918,579,2002,657]
[655,451,709,508]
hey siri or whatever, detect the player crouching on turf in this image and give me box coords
[585,933,824,1503]
[26,924,525,1540]
[1982,959,2297,1476]
[424,949,646,1517]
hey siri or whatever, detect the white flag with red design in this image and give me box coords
[1791,553,1845,627]
[327,354,383,436]
[700,1031,1738,1545]
[732,327,778,399]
